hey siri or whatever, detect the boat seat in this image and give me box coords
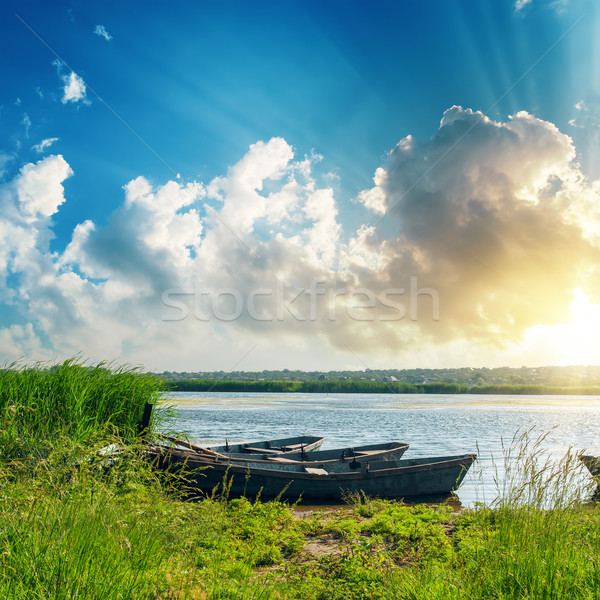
[304,467,329,476]
[266,456,298,463]
[243,446,281,454]
[280,443,307,451]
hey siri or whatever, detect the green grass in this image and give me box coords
[0,358,165,460]
[2,449,600,599]
[381,430,600,600]
[2,360,600,599]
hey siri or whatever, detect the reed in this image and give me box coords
[0,358,166,460]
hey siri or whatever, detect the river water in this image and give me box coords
[165,392,600,507]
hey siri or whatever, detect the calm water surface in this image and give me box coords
[165,392,600,507]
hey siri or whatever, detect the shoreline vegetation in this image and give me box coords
[2,359,600,599]
[158,364,600,388]
[165,378,600,395]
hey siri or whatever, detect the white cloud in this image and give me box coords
[569,99,600,129]
[2,108,600,370]
[0,323,50,364]
[21,113,31,137]
[350,106,599,353]
[357,167,387,214]
[14,155,72,221]
[62,72,87,104]
[515,0,569,14]
[0,154,72,314]
[32,137,59,153]
[94,24,112,41]
[515,0,533,11]
[0,153,13,179]
[53,60,87,104]
[550,0,569,14]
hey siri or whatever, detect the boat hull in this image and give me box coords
[150,450,476,501]
[580,455,600,478]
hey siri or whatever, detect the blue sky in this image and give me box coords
[2,0,600,371]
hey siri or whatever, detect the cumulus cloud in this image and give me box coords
[349,106,600,354]
[53,60,87,104]
[15,155,72,220]
[62,72,87,104]
[94,24,112,41]
[0,153,72,327]
[32,137,59,153]
[2,108,600,369]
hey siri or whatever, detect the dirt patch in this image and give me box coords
[301,534,343,560]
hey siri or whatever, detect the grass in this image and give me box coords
[1,360,600,599]
[381,431,600,600]
[0,358,166,460]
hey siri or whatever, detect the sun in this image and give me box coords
[516,290,600,367]
[549,290,600,366]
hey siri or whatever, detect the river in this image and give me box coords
[165,392,600,507]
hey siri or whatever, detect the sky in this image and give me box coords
[2,0,600,372]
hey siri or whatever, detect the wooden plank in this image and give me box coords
[243,446,282,454]
[304,467,329,476]
[280,443,307,451]
[157,434,229,460]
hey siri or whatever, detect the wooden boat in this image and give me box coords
[206,435,325,454]
[217,441,410,464]
[156,440,410,466]
[580,455,600,478]
[148,447,476,501]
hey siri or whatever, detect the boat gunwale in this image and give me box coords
[149,449,477,482]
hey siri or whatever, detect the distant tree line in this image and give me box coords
[162,379,600,395]
[156,365,600,388]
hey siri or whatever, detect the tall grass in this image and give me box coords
[0,358,280,599]
[382,430,600,600]
[0,449,284,600]
[0,358,165,460]
[0,464,165,599]
[491,428,594,510]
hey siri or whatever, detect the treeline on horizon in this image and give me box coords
[163,378,600,395]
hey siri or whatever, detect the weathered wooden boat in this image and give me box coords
[580,455,600,478]
[156,440,410,466]
[148,447,477,501]
[207,435,325,454]
[218,441,410,464]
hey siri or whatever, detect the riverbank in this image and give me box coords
[2,360,600,598]
[2,458,599,599]
[165,378,600,395]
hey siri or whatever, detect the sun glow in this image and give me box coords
[561,290,600,363]
[521,290,600,366]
